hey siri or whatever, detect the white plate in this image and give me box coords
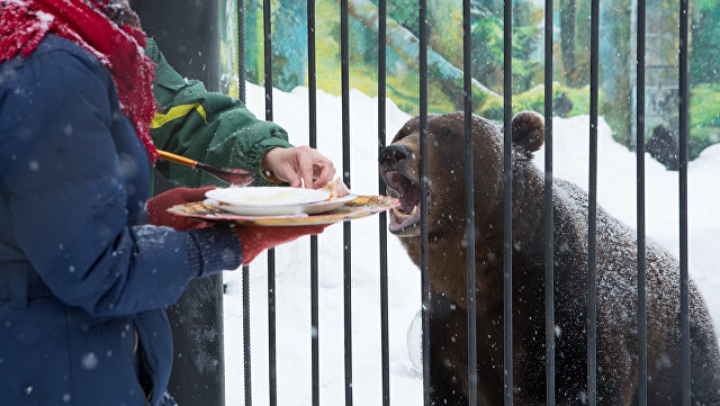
[207,187,329,206]
[205,186,334,216]
[302,193,357,215]
[170,194,399,226]
[204,193,358,217]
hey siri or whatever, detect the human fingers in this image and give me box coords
[262,147,303,187]
[295,147,335,189]
[262,146,336,189]
[311,158,336,189]
[294,147,317,189]
[278,164,302,188]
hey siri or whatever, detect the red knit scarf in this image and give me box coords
[0,0,159,162]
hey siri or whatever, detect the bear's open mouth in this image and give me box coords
[383,171,423,234]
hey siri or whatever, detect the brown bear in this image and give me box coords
[378,111,720,405]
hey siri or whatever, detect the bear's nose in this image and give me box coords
[379,144,413,166]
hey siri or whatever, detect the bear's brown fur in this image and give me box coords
[379,111,720,405]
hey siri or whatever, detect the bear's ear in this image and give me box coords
[510,111,545,153]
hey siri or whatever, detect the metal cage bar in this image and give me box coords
[238,0,247,102]
[261,1,278,405]
[587,0,600,404]
[417,0,431,405]
[678,0,691,404]
[339,1,355,405]
[503,0,514,404]
[543,0,556,404]
[377,1,392,405]
[306,1,321,405]
[236,5,253,406]
[462,1,479,405]
[636,0,648,404]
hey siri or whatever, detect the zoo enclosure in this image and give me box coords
[145,0,703,405]
[237,0,696,405]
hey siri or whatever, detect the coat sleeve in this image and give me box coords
[0,44,242,317]
[146,38,294,187]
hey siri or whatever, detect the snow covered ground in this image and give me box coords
[223,83,720,405]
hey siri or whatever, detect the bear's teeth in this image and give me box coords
[393,205,418,220]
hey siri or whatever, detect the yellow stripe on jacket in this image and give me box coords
[150,102,208,129]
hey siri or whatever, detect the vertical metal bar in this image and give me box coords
[543,0,555,403]
[243,264,253,406]
[503,0,514,404]
[310,230,320,406]
[262,0,273,122]
[264,127,278,406]
[262,2,278,405]
[462,0,478,405]
[267,253,277,406]
[306,0,320,404]
[377,1,391,405]
[678,0,691,404]
[238,0,246,102]
[339,1,354,405]
[237,4,253,405]
[587,0,600,404]
[418,0,430,405]
[306,0,317,151]
[635,0,648,404]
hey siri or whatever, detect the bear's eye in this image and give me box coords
[437,128,457,142]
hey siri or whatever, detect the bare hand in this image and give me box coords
[261,146,336,189]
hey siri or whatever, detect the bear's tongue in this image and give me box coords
[399,180,420,210]
[384,171,422,232]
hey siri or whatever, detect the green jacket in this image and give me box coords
[146,38,293,187]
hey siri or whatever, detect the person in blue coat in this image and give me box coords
[0,1,327,405]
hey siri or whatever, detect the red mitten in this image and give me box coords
[147,186,215,231]
[236,224,328,265]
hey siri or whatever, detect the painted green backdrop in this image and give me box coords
[220,0,719,159]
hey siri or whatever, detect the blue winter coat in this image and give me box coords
[0,35,243,405]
